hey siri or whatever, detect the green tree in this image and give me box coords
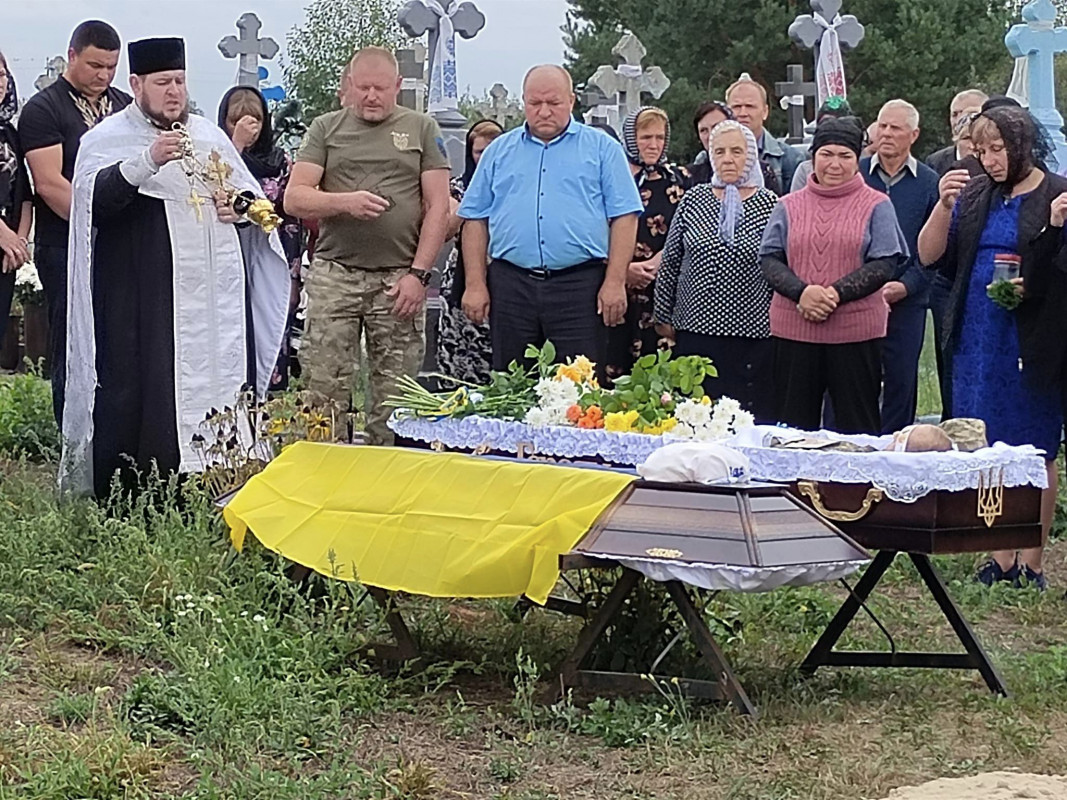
[564,0,1015,161]
[284,0,406,122]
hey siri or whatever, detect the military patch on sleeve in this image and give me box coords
[436,136,448,159]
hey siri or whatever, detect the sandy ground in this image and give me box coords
[881,772,1067,800]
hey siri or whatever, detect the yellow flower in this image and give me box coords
[640,417,679,435]
[604,410,640,432]
[572,355,596,381]
[701,395,712,405]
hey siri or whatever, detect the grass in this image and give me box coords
[1,376,1066,799]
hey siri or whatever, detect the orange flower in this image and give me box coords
[566,404,583,423]
[577,405,604,429]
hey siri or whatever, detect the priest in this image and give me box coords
[62,38,290,498]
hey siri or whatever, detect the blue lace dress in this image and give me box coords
[951,194,1063,455]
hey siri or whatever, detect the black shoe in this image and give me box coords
[976,558,1020,587]
[1014,565,1048,592]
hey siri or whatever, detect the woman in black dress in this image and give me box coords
[0,51,32,352]
[605,107,690,381]
[438,119,503,384]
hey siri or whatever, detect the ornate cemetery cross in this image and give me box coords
[775,64,818,143]
[396,43,428,112]
[475,83,520,126]
[398,0,486,119]
[588,32,671,124]
[218,12,280,88]
[34,55,67,92]
[1006,0,1067,171]
[789,0,864,107]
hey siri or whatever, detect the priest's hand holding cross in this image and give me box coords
[213,190,241,224]
[150,130,184,166]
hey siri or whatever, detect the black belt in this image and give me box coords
[494,259,606,280]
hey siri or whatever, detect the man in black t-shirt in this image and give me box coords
[19,20,130,427]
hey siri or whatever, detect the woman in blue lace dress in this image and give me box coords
[919,106,1067,591]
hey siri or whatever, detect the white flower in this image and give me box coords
[14,263,42,291]
[716,396,741,416]
[252,614,265,623]
[240,611,248,617]
[469,391,484,405]
[233,676,241,683]
[176,609,188,617]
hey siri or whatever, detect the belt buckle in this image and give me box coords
[529,267,550,280]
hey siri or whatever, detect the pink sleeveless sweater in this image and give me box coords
[770,173,891,344]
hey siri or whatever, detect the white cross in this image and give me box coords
[587,33,671,122]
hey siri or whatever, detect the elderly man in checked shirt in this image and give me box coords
[457,64,643,379]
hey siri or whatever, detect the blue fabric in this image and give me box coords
[458,118,644,270]
[860,156,940,306]
[951,195,1063,455]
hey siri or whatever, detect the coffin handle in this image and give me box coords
[796,480,885,522]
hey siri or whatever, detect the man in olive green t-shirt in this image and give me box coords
[286,46,450,445]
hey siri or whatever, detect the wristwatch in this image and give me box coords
[408,267,433,287]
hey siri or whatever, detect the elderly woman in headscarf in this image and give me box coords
[604,107,690,381]
[655,120,778,421]
[218,86,303,390]
[438,119,503,384]
[0,51,31,353]
[759,116,908,435]
[918,106,1067,591]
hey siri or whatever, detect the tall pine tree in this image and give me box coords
[564,0,1015,160]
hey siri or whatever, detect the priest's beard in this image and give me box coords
[138,99,190,130]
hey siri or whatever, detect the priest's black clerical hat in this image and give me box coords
[128,38,186,75]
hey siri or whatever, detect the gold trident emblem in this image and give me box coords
[977,468,1004,528]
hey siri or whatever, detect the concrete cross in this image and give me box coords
[34,55,67,92]
[789,0,864,104]
[475,83,520,126]
[218,12,280,88]
[398,1,486,86]
[587,32,671,122]
[397,44,427,111]
[775,64,817,143]
[1006,0,1067,171]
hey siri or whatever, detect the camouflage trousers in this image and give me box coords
[303,260,425,446]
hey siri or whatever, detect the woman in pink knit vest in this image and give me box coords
[759,117,908,433]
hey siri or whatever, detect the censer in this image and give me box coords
[172,122,283,234]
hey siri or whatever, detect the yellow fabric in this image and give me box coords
[223,442,634,604]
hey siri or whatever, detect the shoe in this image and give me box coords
[1014,565,1048,592]
[976,558,1020,586]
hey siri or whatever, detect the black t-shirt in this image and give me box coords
[18,76,131,246]
[0,123,31,232]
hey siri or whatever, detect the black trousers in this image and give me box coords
[674,331,776,424]
[774,337,882,434]
[487,259,608,378]
[880,301,927,433]
[35,242,67,427]
[0,271,12,351]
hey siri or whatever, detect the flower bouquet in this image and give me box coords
[386,342,754,443]
[14,262,45,308]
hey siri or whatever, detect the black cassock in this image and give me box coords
[90,165,181,498]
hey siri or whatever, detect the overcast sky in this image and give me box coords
[5,0,570,113]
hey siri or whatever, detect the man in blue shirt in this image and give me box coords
[457,64,643,375]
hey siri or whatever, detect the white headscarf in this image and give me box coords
[708,120,764,246]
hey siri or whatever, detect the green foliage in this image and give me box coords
[0,371,59,460]
[987,279,1024,310]
[599,350,715,425]
[284,0,406,122]
[564,0,1015,160]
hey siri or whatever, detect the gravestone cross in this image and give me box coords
[1006,0,1067,171]
[789,0,864,107]
[475,83,520,126]
[218,12,280,87]
[34,55,67,92]
[587,32,671,124]
[398,0,486,121]
[397,43,427,112]
[775,64,818,143]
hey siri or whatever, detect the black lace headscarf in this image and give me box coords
[971,105,1052,187]
[0,51,18,125]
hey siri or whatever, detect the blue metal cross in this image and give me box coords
[1005,0,1067,171]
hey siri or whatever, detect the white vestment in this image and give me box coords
[61,104,290,494]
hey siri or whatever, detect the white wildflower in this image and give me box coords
[240,611,248,617]
[176,609,188,617]
[233,676,241,683]
[252,614,265,623]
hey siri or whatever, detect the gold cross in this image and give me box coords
[186,190,207,222]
